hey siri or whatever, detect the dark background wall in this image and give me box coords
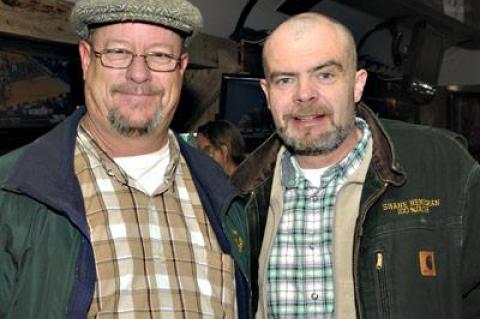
[189,0,480,85]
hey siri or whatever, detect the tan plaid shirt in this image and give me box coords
[74,125,236,319]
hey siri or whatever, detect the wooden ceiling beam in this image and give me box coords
[0,0,77,44]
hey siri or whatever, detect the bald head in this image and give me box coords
[263,12,357,76]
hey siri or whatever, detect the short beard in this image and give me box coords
[108,108,163,137]
[279,114,356,156]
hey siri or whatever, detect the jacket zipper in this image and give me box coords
[246,190,258,318]
[375,251,390,319]
[353,182,388,319]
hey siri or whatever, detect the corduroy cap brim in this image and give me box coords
[70,0,203,41]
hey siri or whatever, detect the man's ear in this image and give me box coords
[78,40,92,80]
[178,52,189,76]
[260,78,271,110]
[354,69,368,103]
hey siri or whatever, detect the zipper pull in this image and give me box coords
[376,252,384,270]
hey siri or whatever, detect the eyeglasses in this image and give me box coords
[92,47,182,72]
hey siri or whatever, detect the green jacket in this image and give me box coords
[0,107,251,318]
[232,103,480,318]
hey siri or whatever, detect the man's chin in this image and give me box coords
[108,112,163,137]
[280,131,343,156]
[116,125,160,137]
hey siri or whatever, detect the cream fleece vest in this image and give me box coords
[256,137,372,319]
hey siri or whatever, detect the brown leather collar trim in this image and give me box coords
[231,134,282,193]
[358,103,405,186]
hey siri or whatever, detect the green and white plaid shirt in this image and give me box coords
[268,118,371,318]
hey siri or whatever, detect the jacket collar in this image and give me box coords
[177,134,240,220]
[231,133,283,194]
[232,102,406,193]
[357,103,405,186]
[5,106,89,237]
[4,105,239,240]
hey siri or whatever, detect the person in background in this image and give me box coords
[196,119,246,176]
[232,12,480,319]
[0,0,251,318]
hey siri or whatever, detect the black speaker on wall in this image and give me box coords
[402,22,445,104]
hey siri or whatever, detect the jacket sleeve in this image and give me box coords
[461,163,480,318]
[0,222,16,317]
[0,192,34,317]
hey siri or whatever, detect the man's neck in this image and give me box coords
[295,127,362,169]
[81,115,168,158]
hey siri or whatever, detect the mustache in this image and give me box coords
[282,105,332,120]
[111,84,163,95]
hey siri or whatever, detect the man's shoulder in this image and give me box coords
[0,146,29,183]
[381,119,467,150]
[379,119,476,173]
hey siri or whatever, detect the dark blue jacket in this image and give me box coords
[0,106,251,318]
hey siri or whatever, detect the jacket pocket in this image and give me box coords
[359,217,462,319]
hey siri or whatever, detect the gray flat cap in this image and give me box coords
[70,0,203,40]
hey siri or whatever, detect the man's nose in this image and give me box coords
[126,55,152,83]
[294,77,317,104]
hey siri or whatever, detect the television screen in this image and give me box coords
[219,74,274,151]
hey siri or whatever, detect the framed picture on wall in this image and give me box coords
[0,36,82,152]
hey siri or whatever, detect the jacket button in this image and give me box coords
[311,292,319,300]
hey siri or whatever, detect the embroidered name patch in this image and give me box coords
[382,198,440,215]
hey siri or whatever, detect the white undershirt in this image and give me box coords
[300,166,331,188]
[114,142,170,195]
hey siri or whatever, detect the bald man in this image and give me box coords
[232,12,480,319]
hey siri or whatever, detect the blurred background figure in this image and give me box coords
[196,119,246,175]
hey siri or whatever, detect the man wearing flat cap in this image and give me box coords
[0,0,251,318]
